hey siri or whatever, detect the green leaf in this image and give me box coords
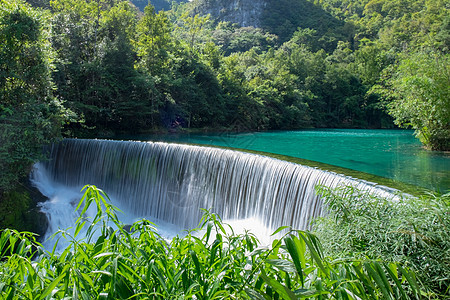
[39,265,69,300]
[266,259,296,273]
[294,288,330,298]
[93,252,116,259]
[260,271,297,300]
[364,262,393,300]
[206,221,213,243]
[244,288,269,300]
[91,270,112,277]
[284,235,304,286]
[384,263,408,300]
[298,232,328,275]
[398,265,420,300]
[190,250,203,282]
[249,246,270,256]
[74,220,86,238]
[271,226,291,236]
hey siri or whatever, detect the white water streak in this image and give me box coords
[31,139,396,247]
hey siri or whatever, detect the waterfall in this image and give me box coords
[32,138,395,239]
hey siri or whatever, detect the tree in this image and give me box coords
[50,0,161,133]
[49,0,109,133]
[136,4,173,74]
[0,0,67,191]
[177,11,210,51]
[99,1,162,130]
[379,50,449,150]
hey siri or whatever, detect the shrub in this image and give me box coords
[314,185,450,298]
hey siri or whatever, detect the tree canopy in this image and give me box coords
[1,0,448,196]
[0,0,69,192]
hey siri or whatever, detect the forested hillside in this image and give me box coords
[131,0,187,12]
[186,0,449,149]
[0,0,449,199]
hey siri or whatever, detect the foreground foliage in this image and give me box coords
[0,185,423,299]
[315,185,450,298]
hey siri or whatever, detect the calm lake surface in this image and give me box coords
[125,129,449,193]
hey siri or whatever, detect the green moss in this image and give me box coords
[0,190,31,230]
[0,186,47,236]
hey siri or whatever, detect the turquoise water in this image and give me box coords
[125,129,449,193]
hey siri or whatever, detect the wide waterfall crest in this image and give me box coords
[35,139,394,234]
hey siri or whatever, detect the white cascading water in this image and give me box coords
[31,139,396,248]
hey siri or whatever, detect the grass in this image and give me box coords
[0,185,426,299]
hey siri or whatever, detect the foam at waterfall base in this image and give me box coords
[32,162,278,251]
[31,163,183,251]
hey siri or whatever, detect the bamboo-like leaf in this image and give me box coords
[6,288,15,300]
[244,287,269,300]
[398,265,420,300]
[74,220,86,238]
[93,252,116,259]
[293,235,306,269]
[17,238,27,255]
[91,270,113,277]
[342,288,363,300]
[206,221,213,243]
[24,260,36,292]
[79,272,94,289]
[0,230,11,257]
[153,263,168,294]
[298,232,328,275]
[266,259,296,273]
[39,265,69,300]
[76,186,89,211]
[93,235,106,255]
[344,281,368,300]
[118,260,142,284]
[374,262,394,296]
[249,246,269,256]
[384,263,408,299]
[190,250,203,282]
[271,226,291,236]
[111,256,118,296]
[364,262,393,300]
[387,263,398,279]
[294,288,330,298]
[73,282,78,300]
[352,262,376,294]
[284,236,305,287]
[260,271,297,300]
[209,239,221,268]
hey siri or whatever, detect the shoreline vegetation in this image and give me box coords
[1,185,448,299]
[0,185,448,298]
